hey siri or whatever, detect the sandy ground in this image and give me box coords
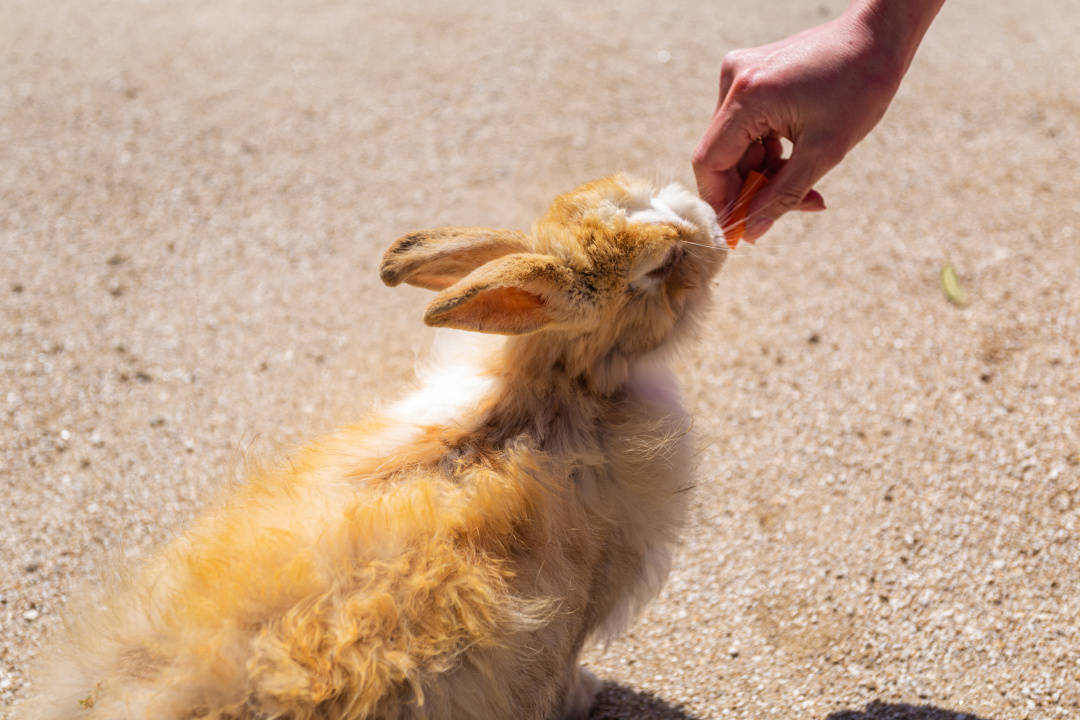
[2,0,1079,718]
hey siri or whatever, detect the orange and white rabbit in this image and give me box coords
[21,174,725,720]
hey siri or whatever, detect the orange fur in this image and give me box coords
[20,175,725,720]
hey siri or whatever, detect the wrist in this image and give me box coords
[843,0,944,78]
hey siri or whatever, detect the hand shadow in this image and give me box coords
[588,682,702,720]
[827,700,995,720]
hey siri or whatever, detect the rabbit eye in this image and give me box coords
[628,246,681,293]
[645,247,680,279]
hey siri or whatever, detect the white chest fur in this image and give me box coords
[590,356,693,640]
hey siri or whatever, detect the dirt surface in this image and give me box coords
[2,1,1078,718]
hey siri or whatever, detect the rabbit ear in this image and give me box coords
[423,254,580,335]
[380,227,530,291]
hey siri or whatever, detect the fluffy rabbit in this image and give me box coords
[20,174,725,720]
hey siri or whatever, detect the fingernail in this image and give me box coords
[746,218,772,240]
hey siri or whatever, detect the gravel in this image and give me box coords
[2,1,1078,718]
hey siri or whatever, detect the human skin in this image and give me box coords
[692,0,946,242]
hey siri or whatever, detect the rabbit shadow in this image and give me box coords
[827,700,995,720]
[586,694,995,720]
[588,682,702,720]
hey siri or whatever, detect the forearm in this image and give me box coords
[692,0,946,235]
[845,0,946,76]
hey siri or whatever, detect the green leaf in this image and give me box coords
[941,262,969,307]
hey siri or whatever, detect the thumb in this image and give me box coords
[744,145,824,240]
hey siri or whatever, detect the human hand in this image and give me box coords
[692,6,919,242]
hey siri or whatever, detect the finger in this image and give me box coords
[694,167,745,220]
[743,146,825,241]
[718,55,737,110]
[762,133,783,170]
[692,99,771,176]
[742,189,826,244]
[751,156,825,212]
[799,189,826,212]
[735,141,766,177]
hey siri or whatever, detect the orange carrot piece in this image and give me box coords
[723,170,769,249]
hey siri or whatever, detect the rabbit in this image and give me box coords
[18,173,726,720]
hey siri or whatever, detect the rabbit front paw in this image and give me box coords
[559,665,601,720]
